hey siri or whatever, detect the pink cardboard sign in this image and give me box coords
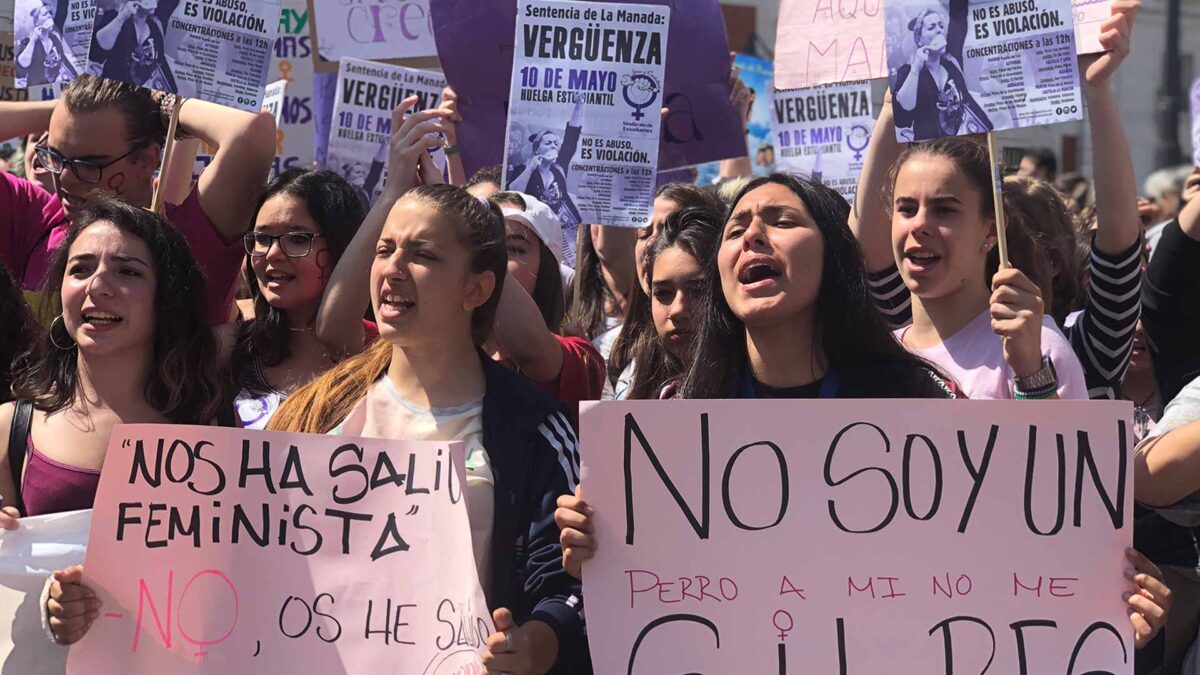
[775,0,887,90]
[68,425,492,675]
[580,399,1135,673]
[1073,0,1112,54]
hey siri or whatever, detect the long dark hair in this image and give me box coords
[607,183,724,382]
[682,174,930,398]
[627,207,720,400]
[568,224,611,341]
[233,169,366,393]
[12,196,224,423]
[0,262,38,404]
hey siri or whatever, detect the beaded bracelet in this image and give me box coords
[159,94,194,140]
[1014,382,1057,400]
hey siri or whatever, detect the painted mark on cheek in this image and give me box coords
[315,248,333,286]
[106,171,127,196]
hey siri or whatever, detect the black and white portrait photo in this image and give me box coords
[14,0,79,88]
[90,0,180,92]
[506,93,584,228]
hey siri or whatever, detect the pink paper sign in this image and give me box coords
[68,424,492,675]
[775,0,887,90]
[1073,0,1111,54]
[580,400,1135,673]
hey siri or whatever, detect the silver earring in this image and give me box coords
[48,315,76,351]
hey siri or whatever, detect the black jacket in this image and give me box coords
[477,353,587,672]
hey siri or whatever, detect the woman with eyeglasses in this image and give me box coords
[227,169,368,429]
[0,74,275,325]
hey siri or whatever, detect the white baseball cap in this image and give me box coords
[499,193,565,266]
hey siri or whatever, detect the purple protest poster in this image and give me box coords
[431,0,744,177]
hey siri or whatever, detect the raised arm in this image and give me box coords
[94,6,134,52]
[948,0,969,59]
[441,86,467,186]
[491,273,565,383]
[314,99,448,357]
[0,101,56,141]
[1082,0,1141,255]
[850,92,904,273]
[180,97,277,242]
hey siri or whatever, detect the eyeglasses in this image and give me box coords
[243,232,324,258]
[35,143,147,185]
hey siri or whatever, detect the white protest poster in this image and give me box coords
[13,0,94,88]
[772,81,873,203]
[581,399,1136,673]
[310,0,435,63]
[503,0,669,230]
[1072,0,1110,54]
[89,0,281,112]
[775,0,886,90]
[67,425,492,674]
[328,57,444,207]
[270,0,313,174]
[0,510,90,675]
[1190,77,1200,169]
[884,0,1083,142]
[194,0,313,180]
[262,76,285,122]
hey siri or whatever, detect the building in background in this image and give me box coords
[721,0,1199,189]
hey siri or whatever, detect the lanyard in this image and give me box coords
[740,367,840,399]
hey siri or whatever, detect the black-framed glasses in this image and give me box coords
[243,232,324,258]
[35,143,147,185]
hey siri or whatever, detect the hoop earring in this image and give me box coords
[49,315,76,351]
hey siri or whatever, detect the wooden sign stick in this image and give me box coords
[149,100,183,215]
[986,131,1009,268]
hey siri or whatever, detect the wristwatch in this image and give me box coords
[1013,356,1058,399]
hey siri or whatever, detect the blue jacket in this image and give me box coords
[478,353,586,671]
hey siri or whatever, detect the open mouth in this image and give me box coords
[737,258,782,287]
[379,292,416,319]
[83,310,123,328]
[904,249,941,270]
[265,270,296,286]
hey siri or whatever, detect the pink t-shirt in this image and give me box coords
[896,309,1088,400]
[0,172,65,290]
[1,174,241,325]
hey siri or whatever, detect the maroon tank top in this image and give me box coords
[21,437,101,517]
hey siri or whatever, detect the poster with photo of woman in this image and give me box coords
[14,0,87,88]
[89,0,178,91]
[885,0,1083,142]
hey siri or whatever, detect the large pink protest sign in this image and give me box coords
[775,0,887,90]
[580,400,1134,673]
[68,425,491,674]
